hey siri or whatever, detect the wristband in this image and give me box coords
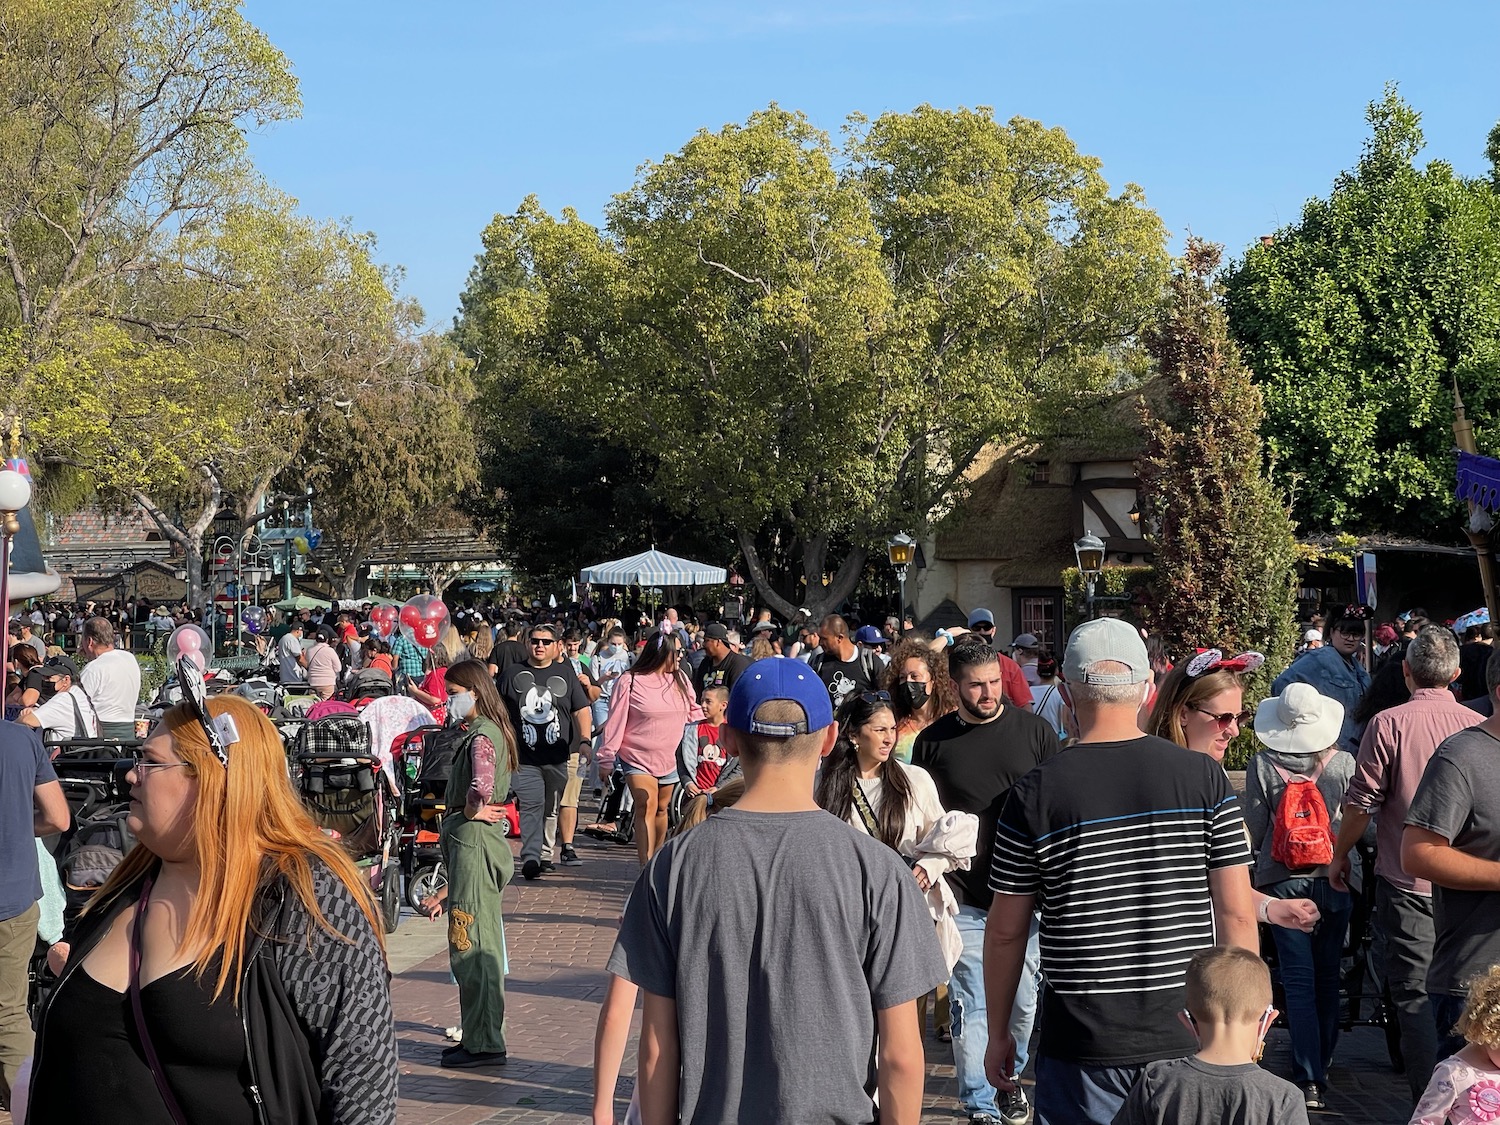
[1257,897,1273,925]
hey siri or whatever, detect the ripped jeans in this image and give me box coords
[949,904,1041,1117]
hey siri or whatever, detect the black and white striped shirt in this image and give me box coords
[990,736,1252,1066]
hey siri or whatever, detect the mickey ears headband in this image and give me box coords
[1336,603,1373,622]
[1185,648,1265,678]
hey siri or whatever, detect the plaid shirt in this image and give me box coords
[390,633,425,678]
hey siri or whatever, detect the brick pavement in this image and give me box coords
[391,814,1415,1124]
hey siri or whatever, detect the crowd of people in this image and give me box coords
[7,589,1500,1124]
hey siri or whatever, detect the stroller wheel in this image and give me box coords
[380,860,402,934]
[408,863,447,911]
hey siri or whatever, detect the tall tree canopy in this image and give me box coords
[458,104,1168,616]
[1223,87,1500,540]
[1138,239,1299,676]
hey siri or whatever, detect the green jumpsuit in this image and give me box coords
[440,714,514,1055]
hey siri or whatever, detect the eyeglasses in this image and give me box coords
[859,690,892,704]
[177,656,236,768]
[132,757,191,778]
[1191,705,1253,729]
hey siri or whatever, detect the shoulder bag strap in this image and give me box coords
[850,777,882,837]
[129,875,192,1125]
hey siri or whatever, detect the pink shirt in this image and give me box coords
[1347,687,1483,894]
[598,671,703,778]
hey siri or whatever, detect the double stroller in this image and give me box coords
[293,713,403,933]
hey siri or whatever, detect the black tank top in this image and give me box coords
[30,958,256,1125]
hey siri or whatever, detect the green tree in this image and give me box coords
[459,105,1168,617]
[1138,239,1299,691]
[1223,86,1500,539]
[302,334,481,599]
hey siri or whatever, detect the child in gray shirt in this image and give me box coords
[1114,946,1309,1125]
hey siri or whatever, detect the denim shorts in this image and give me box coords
[621,764,679,786]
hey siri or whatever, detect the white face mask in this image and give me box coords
[447,691,476,723]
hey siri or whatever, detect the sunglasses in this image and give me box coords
[972,623,995,631]
[1191,705,1253,729]
[528,637,556,646]
[176,656,238,768]
[859,690,892,704]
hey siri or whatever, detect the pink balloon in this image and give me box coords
[166,624,211,666]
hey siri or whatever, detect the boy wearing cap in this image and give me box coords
[608,658,948,1125]
[985,618,1257,1125]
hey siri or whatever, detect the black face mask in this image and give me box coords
[896,681,930,711]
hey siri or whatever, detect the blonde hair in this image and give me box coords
[84,695,383,999]
[1185,946,1271,1023]
[1147,667,1244,747]
[670,777,745,835]
[1457,965,1500,1048]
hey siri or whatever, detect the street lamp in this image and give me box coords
[887,531,916,620]
[1073,530,1106,620]
[0,468,32,674]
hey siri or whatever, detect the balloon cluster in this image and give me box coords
[241,605,267,635]
[167,623,211,672]
[399,594,449,649]
[369,604,398,640]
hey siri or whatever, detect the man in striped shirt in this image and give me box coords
[983,618,1258,1125]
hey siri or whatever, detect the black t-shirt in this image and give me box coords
[694,651,751,701]
[910,706,1060,909]
[989,736,1252,1066]
[814,650,880,710]
[491,638,529,674]
[498,659,591,766]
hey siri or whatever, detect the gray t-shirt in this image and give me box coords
[1405,724,1500,995]
[607,807,947,1125]
[1112,1057,1308,1125]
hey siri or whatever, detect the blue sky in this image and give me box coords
[245,1,1500,331]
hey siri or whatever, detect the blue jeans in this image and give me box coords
[1034,1056,1142,1125]
[1265,876,1352,1086]
[950,904,1040,1116]
[1434,992,1467,1063]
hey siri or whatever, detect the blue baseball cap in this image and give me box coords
[854,624,886,645]
[727,657,834,737]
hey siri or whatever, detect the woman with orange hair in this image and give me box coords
[26,664,396,1125]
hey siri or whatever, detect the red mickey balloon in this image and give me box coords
[399,594,449,650]
[369,604,399,640]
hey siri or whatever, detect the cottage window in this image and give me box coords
[1027,461,1050,485]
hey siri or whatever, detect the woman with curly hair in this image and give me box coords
[881,638,957,765]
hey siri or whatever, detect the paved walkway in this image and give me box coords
[390,820,1415,1124]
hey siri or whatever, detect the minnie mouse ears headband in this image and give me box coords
[1185,648,1265,679]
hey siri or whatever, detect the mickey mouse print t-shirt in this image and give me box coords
[816,652,879,710]
[499,660,591,766]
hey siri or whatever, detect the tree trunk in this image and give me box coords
[135,465,223,611]
[736,529,868,623]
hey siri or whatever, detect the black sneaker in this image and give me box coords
[440,1046,507,1069]
[561,845,582,866]
[521,858,542,880]
[540,859,556,873]
[968,1115,999,1125]
[1302,1083,1325,1110]
[999,1086,1031,1125]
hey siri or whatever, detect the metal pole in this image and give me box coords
[896,564,908,623]
[0,525,11,678]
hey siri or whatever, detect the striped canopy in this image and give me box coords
[580,549,726,587]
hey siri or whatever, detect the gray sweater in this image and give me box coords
[1242,745,1357,888]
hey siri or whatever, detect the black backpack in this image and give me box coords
[415,725,469,800]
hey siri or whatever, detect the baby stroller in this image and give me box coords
[295,713,403,933]
[341,667,395,706]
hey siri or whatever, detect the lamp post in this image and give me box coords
[0,467,33,674]
[887,532,916,621]
[1073,530,1106,621]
